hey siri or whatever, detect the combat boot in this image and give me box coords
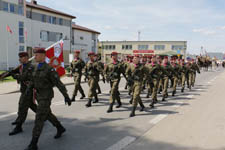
[9,124,23,136]
[181,88,184,93]
[149,101,154,109]
[162,96,166,101]
[129,106,136,117]
[24,137,39,150]
[80,94,86,99]
[11,120,18,125]
[139,101,145,112]
[107,103,113,113]
[93,96,99,103]
[54,124,66,139]
[116,98,122,108]
[129,97,133,104]
[146,92,150,98]
[71,95,75,102]
[86,99,92,107]
[172,91,176,96]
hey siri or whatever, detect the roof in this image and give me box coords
[72,24,101,34]
[26,1,76,19]
[101,41,187,43]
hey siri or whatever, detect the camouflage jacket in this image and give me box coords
[28,62,69,100]
[70,58,85,76]
[146,63,167,79]
[126,63,149,83]
[13,62,34,93]
[85,60,102,79]
[104,60,125,82]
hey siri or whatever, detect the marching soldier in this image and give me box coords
[24,48,71,150]
[171,58,180,96]
[95,53,105,94]
[161,56,174,101]
[126,55,147,117]
[146,55,165,108]
[191,59,201,87]
[70,50,86,102]
[8,52,37,136]
[179,59,188,92]
[105,52,124,113]
[85,52,102,107]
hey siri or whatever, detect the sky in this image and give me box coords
[37,0,225,54]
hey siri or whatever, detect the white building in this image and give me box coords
[0,0,100,70]
[72,24,100,62]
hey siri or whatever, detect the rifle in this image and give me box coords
[0,66,20,81]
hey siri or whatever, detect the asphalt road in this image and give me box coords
[0,68,224,150]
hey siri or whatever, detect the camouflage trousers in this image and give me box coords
[181,73,186,89]
[15,92,37,125]
[172,77,178,92]
[32,99,61,138]
[152,79,159,100]
[88,77,98,99]
[109,80,120,104]
[162,77,169,97]
[132,82,143,107]
[72,75,85,97]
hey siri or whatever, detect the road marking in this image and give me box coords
[196,89,204,91]
[0,112,17,119]
[186,95,194,99]
[106,136,136,150]
[208,81,211,84]
[149,114,168,125]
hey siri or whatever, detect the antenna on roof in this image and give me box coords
[138,31,141,41]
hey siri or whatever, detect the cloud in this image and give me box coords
[192,28,217,35]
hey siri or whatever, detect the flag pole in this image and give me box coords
[6,28,9,71]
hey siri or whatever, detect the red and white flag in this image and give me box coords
[45,40,65,77]
[6,25,13,34]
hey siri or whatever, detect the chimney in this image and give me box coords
[31,0,37,5]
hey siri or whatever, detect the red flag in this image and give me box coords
[45,40,65,77]
[6,25,12,34]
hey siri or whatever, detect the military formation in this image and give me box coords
[2,49,202,150]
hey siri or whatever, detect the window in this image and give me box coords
[3,2,8,12]
[56,33,63,41]
[18,6,23,15]
[40,31,49,42]
[19,22,24,43]
[59,18,63,25]
[48,16,52,23]
[42,15,46,22]
[154,45,165,50]
[52,17,56,24]
[105,45,109,50]
[172,45,184,50]
[138,45,149,50]
[80,36,84,40]
[19,46,24,52]
[10,4,15,13]
[122,45,132,50]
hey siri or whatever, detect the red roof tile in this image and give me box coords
[72,24,100,34]
[26,1,76,19]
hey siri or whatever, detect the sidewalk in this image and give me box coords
[0,75,77,95]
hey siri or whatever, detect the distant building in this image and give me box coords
[99,41,187,63]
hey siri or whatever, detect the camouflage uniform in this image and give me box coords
[146,62,165,108]
[9,62,37,135]
[85,60,102,107]
[105,60,124,113]
[191,62,200,87]
[161,62,174,100]
[126,63,148,117]
[179,62,188,92]
[171,62,180,96]
[28,62,70,142]
[70,58,86,101]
